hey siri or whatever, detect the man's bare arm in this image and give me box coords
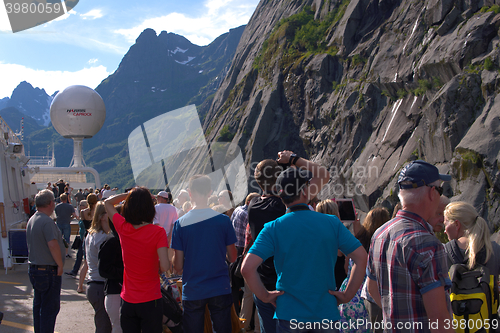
[422,286,454,333]
[241,253,284,306]
[367,276,381,308]
[329,246,367,304]
[226,244,237,263]
[173,249,184,274]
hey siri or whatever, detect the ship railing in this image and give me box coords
[26,157,55,167]
[0,116,22,146]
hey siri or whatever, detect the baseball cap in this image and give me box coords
[157,191,170,199]
[398,160,451,189]
[276,167,313,198]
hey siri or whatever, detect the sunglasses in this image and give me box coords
[430,185,444,196]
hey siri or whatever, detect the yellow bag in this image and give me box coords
[449,264,498,333]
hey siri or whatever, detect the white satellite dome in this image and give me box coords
[50,85,106,138]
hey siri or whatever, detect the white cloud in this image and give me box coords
[114,0,259,46]
[206,0,236,14]
[88,58,99,65]
[52,10,77,22]
[0,62,110,98]
[81,9,104,20]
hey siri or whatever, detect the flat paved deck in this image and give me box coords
[0,235,94,333]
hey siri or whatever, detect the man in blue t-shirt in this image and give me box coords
[172,174,237,333]
[241,151,367,333]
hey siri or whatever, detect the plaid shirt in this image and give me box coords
[231,205,248,248]
[367,210,451,332]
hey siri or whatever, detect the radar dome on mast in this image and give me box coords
[50,85,106,167]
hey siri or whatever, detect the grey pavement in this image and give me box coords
[0,235,94,333]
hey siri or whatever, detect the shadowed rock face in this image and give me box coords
[203,0,500,226]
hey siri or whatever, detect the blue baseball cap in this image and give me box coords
[276,167,313,198]
[398,160,451,189]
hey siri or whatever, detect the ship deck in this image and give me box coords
[0,234,95,333]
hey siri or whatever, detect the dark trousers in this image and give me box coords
[231,246,244,315]
[28,265,61,333]
[364,299,383,333]
[70,243,84,274]
[121,298,163,333]
[254,294,277,333]
[182,293,233,333]
[87,281,112,333]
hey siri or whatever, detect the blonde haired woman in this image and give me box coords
[315,199,339,217]
[444,201,500,276]
[316,199,364,290]
[76,193,99,293]
[85,202,113,332]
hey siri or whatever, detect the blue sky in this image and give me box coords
[0,0,260,99]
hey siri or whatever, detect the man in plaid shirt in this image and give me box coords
[366,160,453,332]
[229,192,260,316]
[231,193,259,252]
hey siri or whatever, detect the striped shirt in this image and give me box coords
[231,204,248,248]
[367,210,451,332]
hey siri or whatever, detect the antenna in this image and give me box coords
[49,85,106,168]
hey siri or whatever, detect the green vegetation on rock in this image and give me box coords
[351,54,367,67]
[484,57,494,71]
[397,89,408,99]
[253,2,349,74]
[453,149,483,180]
[480,5,500,14]
[412,79,433,96]
[218,124,235,141]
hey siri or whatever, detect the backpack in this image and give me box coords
[447,241,499,333]
[159,273,183,332]
[161,285,183,325]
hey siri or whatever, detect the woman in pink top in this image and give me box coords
[104,187,169,333]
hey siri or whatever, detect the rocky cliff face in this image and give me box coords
[204,0,500,225]
[4,81,53,126]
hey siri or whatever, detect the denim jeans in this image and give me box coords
[254,294,277,333]
[70,243,84,274]
[182,293,233,333]
[277,319,339,333]
[28,265,61,333]
[57,223,71,243]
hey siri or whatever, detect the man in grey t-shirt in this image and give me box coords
[74,189,86,205]
[27,189,65,333]
[55,193,75,257]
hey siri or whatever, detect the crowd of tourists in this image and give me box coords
[24,151,500,333]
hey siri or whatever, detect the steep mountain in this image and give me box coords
[0,83,57,160]
[0,97,8,110]
[202,0,500,225]
[15,26,245,189]
[6,81,53,126]
[0,106,43,142]
[85,26,245,189]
